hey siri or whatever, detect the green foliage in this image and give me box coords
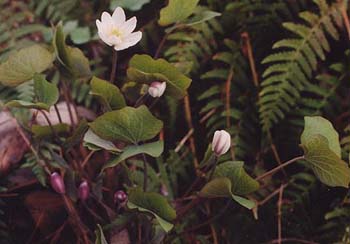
[6,74,59,111]
[89,105,163,144]
[127,54,192,99]
[200,161,259,209]
[0,45,53,86]
[102,141,164,171]
[158,0,200,26]
[127,187,176,232]
[259,0,345,132]
[90,76,126,111]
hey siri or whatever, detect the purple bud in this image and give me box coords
[114,190,127,204]
[78,181,90,201]
[50,172,65,194]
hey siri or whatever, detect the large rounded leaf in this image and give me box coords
[127,54,192,99]
[158,0,199,26]
[89,105,163,144]
[0,45,54,86]
[90,76,126,110]
[200,161,259,209]
[127,188,176,232]
[301,116,341,157]
[302,135,350,187]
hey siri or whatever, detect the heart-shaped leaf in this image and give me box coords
[83,129,121,152]
[127,54,191,99]
[302,135,350,187]
[158,0,199,26]
[0,45,54,86]
[90,76,126,111]
[102,141,164,171]
[301,116,341,157]
[53,24,91,81]
[127,188,176,232]
[6,74,59,111]
[89,105,163,144]
[200,161,259,209]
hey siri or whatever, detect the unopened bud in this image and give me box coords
[78,181,90,201]
[148,82,166,98]
[50,172,65,194]
[212,130,231,156]
[114,190,127,204]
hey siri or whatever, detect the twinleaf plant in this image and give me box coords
[1,0,350,243]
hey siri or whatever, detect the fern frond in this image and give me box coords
[259,0,345,132]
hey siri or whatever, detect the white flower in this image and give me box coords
[148,81,166,98]
[212,130,231,156]
[96,7,142,51]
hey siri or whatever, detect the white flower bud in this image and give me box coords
[148,81,166,98]
[212,130,231,156]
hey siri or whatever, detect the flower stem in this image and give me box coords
[110,50,118,83]
[142,153,148,191]
[255,155,305,181]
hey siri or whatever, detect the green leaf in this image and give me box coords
[110,0,150,11]
[199,161,259,209]
[127,54,192,99]
[83,129,121,152]
[70,27,91,45]
[90,76,126,110]
[302,135,350,188]
[31,124,70,139]
[6,74,59,111]
[301,116,341,157]
[95,224,108,244]
[89,105,163,144]
[102,141,164,171]
[127,188,176,232]
[183,10,221,26]
[33,74,59,109]
[158,0,200,26]
[0,45,54,86]
[53,24,91,81]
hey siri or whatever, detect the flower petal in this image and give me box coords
[101,12,113,25]
[112,7,126,26]
[124,31,142,46]
[121,17,137,34]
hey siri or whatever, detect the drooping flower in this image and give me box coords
[114,190,127,203]
[96,7,142,51]
[78,180,90,201]
[50,172,65,194]
[212,130,231,156]
[148,81,166,98]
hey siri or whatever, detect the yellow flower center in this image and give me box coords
[110,28,122,37]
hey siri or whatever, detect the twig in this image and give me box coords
[184,96,199,173]
[266,238,318,244]
[241,32,259,87]
[154,33,169,58]
[175,128,193,153]
[225,68,235,159]
[277,184,285,244]
[205,203,218,244]
[340,2,350,40]
[258,183,288,206]
[13,118,51,174]
[255,156,304,181]
[81,150,94,168]
[142,153,148,191]
[54,104,63,124]
[110,50,118,83]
